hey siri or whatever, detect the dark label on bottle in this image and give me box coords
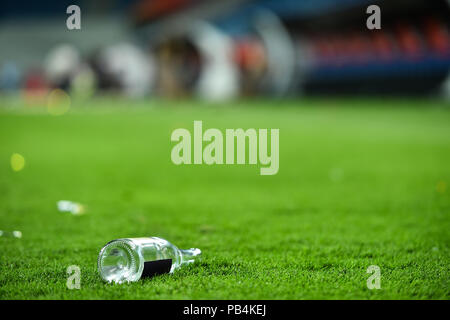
[141,259,172,278]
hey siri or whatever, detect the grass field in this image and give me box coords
[0,96,449,299]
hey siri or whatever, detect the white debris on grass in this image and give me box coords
[57,200,85,215]
[0,230,22,238]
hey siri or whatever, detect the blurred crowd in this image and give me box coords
[0,0,449,100]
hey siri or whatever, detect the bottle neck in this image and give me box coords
[180,248,202,265]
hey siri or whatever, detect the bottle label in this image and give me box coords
[142,259,172,278]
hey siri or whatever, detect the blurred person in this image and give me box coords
[22,68,48,106]
[0,62,21,92]
[189,21,239,101]
[154,37,201,98]
[96,43,155,97]
[44,44,81,90]
[234,37,268,96]
[154,22,239,101]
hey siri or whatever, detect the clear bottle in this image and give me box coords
[97,237,201,283]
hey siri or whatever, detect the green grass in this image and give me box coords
[0,96,449,299]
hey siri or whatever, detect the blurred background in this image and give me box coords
[0,0,449,101]
[1,0,450,300]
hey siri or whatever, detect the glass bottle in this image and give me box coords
[97,237,201,283]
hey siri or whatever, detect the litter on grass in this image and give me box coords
[98,237,201,283]
[57,200,85,215]
[0,230,22,238]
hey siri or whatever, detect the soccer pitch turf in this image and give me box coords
[0,97,449,299]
